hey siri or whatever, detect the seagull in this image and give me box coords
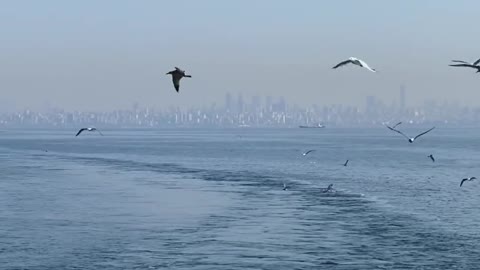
[460,177,476,187]
[166,67,192,92]
[343,160,349,166]
[283,183,288,191]
[428,154,435,162]
[332,57,376,72]
[75,127,103,137]
[385,126,435,143]
[451,58,480,66]
[449,63,480,73]
[302,150,315,156]
[320,184,335,193]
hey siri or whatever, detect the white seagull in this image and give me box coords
[302,150,315,156]
[166,67,192,92]
[460,177,476,187]
[75,127,103,137]
[385,125,435,143]
[332,57,376,72]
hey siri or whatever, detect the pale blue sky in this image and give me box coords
[0,0,479,111]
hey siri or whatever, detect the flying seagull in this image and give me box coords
[428,154,435,162]
[166,67,192,92]
[385,126,435,143]
[303,150,315,156]
[283,183,288,191]
[451,58,480,66]
[75,127,103,137]
[343,160,349,166]
[332,57,376,72]
[449,63,480,73]
[460,177,476,187]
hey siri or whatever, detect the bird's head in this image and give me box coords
[328,184,333,189]
[409,138,414,143]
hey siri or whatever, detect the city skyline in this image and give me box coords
[2,1,480,111]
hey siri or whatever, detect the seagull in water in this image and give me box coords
[428,154,435,162]
[75,127,103,137]
[460,177,476,187]
[283,183,288,191]
[320,184,335,193]
[302,150,315,156]
[343,160,349,166]
[385,125,435,143]
[332,57,376,72]
[166,67,192,92]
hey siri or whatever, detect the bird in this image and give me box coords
[385,125,435,143]
[75,127,103,137]
[451,58,480,66]
[343,160,349,166]
[283,183,288,191]
[449,63,480,73]
[460,177,476,187]
[166,67,192,92]
[428,154,435,162]
[321,184,335,193]
[332,57,376,72]
[302,150,315,156]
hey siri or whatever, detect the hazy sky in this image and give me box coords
[1,0,479,111]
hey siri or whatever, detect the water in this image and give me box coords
[1,128,479,269]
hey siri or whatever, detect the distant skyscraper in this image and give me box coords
[237,93,244,113]
[266,96,273,112]
[400,85,406,110]
[225,92,233,112]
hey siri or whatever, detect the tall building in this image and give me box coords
[365,95,376,115]
[237,93,244,113]
[225,92,233,112]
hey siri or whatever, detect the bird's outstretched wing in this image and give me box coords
[460,178,468,187]
[473,58,480,66]
[332,59,353,69]
[303,150,315,155]
[392,121,402,128]
[414,127,435,140]
[451,60,469,64]
[172,73,182,92]
[357,59,376,72]
[429,155,435,162]
[449,64,479,69]
[344,160,349,166]
[385,125,410,140]
[96,129,104,136]
[75,128,86,137]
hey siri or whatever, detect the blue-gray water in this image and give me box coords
[1,128,479,269]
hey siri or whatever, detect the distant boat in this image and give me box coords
[299,123,325,128]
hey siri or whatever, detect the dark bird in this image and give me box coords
[283,183,288,191]
[449,63,480,73]
[75,127,103,137]
[385,125,435,143]
[451,58,480,66]
[320,184,335,193]
[332,57,376,72]
[166,67,192,92]
[460,177,476,187]
[428,154,435,162]
[343,160,349,166]
[302,150,315,156]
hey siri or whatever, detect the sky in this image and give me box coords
[0,0,479,111]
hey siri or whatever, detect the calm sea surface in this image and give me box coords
[1,128,479,269]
